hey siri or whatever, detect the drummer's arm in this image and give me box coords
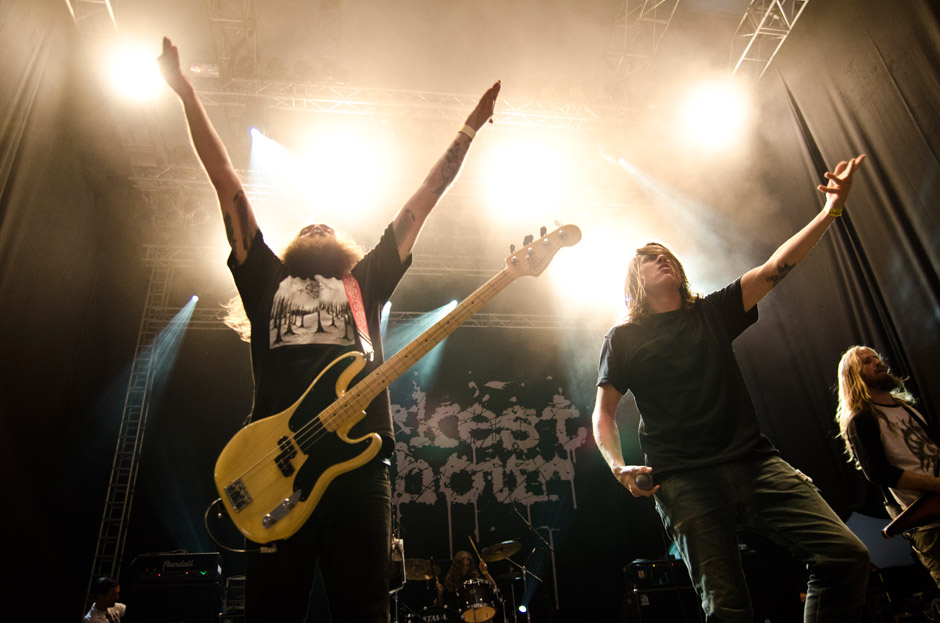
[434,578,444,606]
[479,561,497,589]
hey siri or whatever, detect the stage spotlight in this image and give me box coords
[191,295,199,302]
[189,62,220,79]
[298,125,391,216]
[106,39,163,100]
[483,134,570,222]
[293,60,316,82]
[266,57,287,80]
[518,604,528,614]
[234,55,255,79]
[679,79,750,151]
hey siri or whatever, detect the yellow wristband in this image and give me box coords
[828,206,843,217]
[459,124,476,140]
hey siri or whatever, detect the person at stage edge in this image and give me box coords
[836,345,940,587]
[434,550,498,612]
[592,154,871,622]
[158,37,500,623]
[83,576,125,623]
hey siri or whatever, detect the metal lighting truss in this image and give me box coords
[63,0,116,36]
[601,0,681,98]
[731,0,811,79]
[194,80,636,129]
[84,258,174,599]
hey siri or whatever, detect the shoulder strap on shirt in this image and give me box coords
[342,274,374,361]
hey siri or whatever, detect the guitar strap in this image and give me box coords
[342,274,374,361]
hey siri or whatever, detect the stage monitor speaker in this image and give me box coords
[124,581,221,623]
[125,552,223,623]
[622,586,703,623]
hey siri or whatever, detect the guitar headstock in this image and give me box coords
[504,224,582,278]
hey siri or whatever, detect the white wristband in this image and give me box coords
[459,124,476,140]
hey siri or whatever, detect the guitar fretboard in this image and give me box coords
[320,267,516,431]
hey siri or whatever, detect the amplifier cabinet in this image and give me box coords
[622,586,704,623]
[123,581,221,623]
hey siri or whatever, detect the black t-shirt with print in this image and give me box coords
[597,278,776,478]
[229,224,411,446]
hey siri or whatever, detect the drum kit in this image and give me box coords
[394,539,537,623]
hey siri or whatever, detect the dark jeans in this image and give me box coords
[246,459,392,623]
[654,455,870,622]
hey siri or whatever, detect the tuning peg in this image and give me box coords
[540,226,547,237]
[510,243,516,254]
[523,234,534,246]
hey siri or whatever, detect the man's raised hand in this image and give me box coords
[818,154,866,207]
[464,81,501,132]
[157,37,190,96]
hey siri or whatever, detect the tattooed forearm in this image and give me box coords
[394,208,417,240]
[432,142,464,195]
[223,213,236,249]
[767,262,795,287]
[233,190,252,250]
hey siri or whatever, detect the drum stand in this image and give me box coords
[504,555,541,623]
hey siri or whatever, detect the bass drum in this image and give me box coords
[460,578,496,622]
[412,606,462,622]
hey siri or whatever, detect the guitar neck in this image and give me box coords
[323,267,517,427]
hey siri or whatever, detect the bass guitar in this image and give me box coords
[883,491,940,538]
[214,224,581,543]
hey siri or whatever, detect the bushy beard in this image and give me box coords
[872,372,903,393]
[281,234,364,280]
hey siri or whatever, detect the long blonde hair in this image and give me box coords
[835,345,913,465]
[624,242,699,322]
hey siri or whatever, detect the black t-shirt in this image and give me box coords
[597,279,775,478]
[229,224,411,444]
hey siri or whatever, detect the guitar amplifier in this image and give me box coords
[129,552,222,584]
[624,557,691,590]
[623,558,703,623]
[126,553,223,623]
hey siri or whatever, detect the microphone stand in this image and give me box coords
[512,505,563,614]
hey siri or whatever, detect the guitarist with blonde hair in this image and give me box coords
[836,345,940,586]
[158,36,500,623]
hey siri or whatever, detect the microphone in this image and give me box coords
[635,472,654,491]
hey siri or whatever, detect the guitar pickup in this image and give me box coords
[224,479,253,512]
[263,490,302,529]
[275,436,299,477]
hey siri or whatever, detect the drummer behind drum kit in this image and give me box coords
[394,540,528,623]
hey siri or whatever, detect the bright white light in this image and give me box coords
[298,126,391,218]
[679,80,750,151]
[483,135,570,222]
[547,225,633,320]
[250,130,296,179]
[106,40,164,100]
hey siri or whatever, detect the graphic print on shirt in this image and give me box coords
[269,275,354,348]
[900,416,940,475]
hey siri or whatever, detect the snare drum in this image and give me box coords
[460,578,496,622]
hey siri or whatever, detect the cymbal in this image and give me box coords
[480,540,521,562]
[404,558,439,581]
[496,570,523,581]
